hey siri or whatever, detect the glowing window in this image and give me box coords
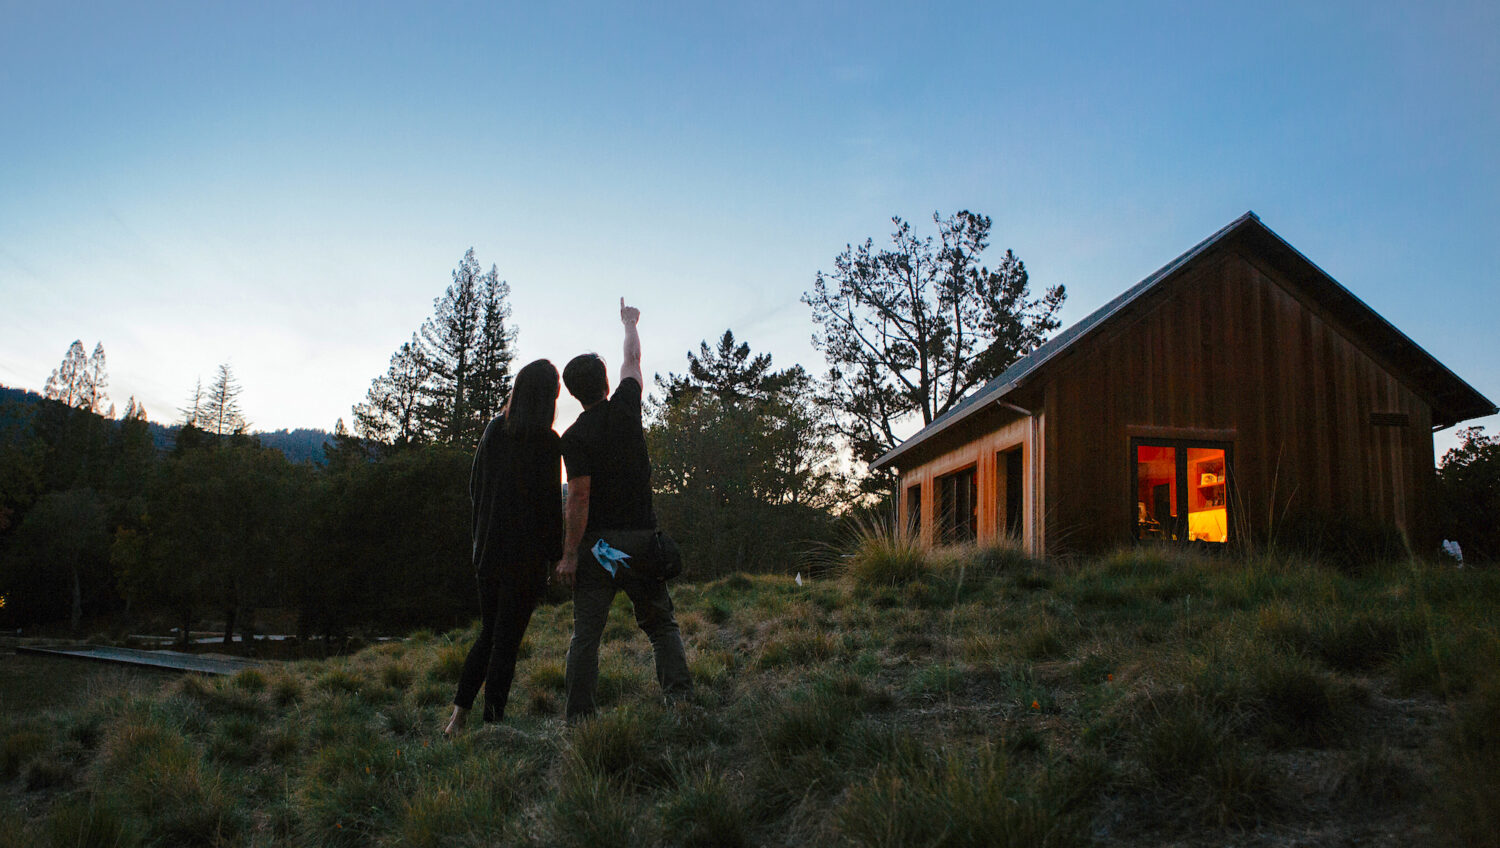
[1133,440,1230,544]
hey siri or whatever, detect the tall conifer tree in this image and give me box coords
[418,248,485,444]
[203,363,249,437]
[352,335,430,446]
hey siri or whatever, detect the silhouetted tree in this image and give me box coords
[1438,426,1500,562]
[357,249,517,449]
[179,377,206,428]
[203,363,249,437]
[648,332,845,574]
[803,211,1064,485]
[354,335,430,447]
[468,265,517,439]
[418,249,486,444]
[0,488,109,633]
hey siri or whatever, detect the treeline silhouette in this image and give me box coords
[0,388,478,641]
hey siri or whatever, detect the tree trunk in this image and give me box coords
[70,566,82,635]
[239,607,256,656]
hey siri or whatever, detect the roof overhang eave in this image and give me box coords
[870,380,1025,473]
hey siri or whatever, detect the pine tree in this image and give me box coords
[203,364,249,437]
[43,340,90,408]
[417,249,485,444]
[354,249,518,447]
[469,264,517,436]
[352,335,430,446]
[804,210,1065,476]
[122,396,147,422]
[82,342,109,414]
[666,328,780,405]
[179,378,206,428]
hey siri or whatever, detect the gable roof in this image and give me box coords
[873,212,1496,471]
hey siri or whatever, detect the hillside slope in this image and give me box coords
[2,549,1496,847]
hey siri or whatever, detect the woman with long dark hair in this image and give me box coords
[446,358,563,733]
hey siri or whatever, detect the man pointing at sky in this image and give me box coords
[555,298,692,721]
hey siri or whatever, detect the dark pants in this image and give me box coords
[565,550,691,720]
[453,571,542,722]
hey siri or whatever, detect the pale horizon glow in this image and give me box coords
[2,2,1495,457]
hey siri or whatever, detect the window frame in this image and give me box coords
[1129,437,1234,545]
[936,464,979,546]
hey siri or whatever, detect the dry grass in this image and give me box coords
[0,552,1495,846]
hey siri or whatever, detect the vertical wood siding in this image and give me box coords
[1039,249,1435,552]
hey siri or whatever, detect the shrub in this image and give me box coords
[380,662,416,690]
[399,778,513,848]
[1249,656,1358,748]
[427,643,468,684]
[98,719,246,846]
[317,668,366,696]
[23,755,73,790]
[1127,694,1278,828]
[527,661,566,693]
[1271,511,1408,574]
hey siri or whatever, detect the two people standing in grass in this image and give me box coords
[447,298,690,732]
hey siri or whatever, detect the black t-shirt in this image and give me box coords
[561,376,656,532]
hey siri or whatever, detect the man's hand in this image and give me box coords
[554,553,577,588]
[619,298,643,386]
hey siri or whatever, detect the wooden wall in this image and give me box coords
[1040,247,1436,553]
[898,415,1035,551]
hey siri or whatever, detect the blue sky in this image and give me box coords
[2,1,1495,454]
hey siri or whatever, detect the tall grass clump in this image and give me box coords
[835,744,1085,848]
[661,765,749,848]
[1432,674,1500,847]
[840,514,932,588]
[565,705,675,792]
[42,795,143,848]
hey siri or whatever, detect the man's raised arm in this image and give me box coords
[620,297,643,387]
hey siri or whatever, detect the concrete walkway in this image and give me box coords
[16,645,268,676]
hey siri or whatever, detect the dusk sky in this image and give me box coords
[2,1,1495,455]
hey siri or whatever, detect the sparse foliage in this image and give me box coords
[203,363,249,437]
[804,211,1064,485]
[353,335,430,447]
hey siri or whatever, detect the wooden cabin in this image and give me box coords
[873,212,1496,555]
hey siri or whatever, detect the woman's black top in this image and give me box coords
[469,416,563,581]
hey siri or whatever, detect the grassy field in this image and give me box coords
[2,541,1497,847]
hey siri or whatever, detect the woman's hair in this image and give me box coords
[504,359,559,435]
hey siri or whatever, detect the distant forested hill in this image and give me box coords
[255,428,336,465]
[0,384,333,464]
